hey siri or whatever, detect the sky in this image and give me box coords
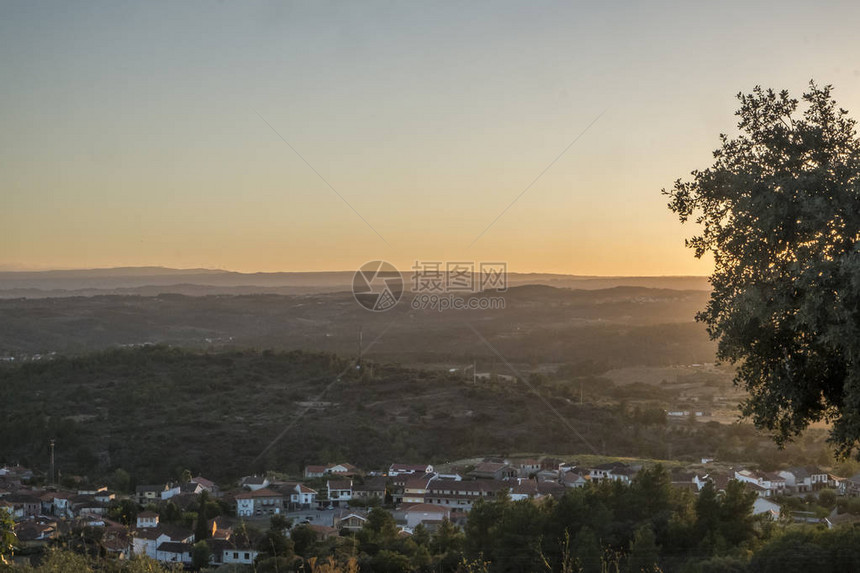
[2,1,860,275]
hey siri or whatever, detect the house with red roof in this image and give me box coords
[235,488,284,517]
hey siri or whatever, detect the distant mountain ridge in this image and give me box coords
[0,266,710,297]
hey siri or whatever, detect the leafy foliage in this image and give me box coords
[0,346,750,482]
[666,82,860,455]
[0,510,17,561]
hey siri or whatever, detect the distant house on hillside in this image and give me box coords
[155,541,193,565]
[779,467,828,492]
[160,483,181,500]
[734,470,785,497]
[839,473,860,496]
[326,480,353,507]
[403,474,437,504]
[515,459,541,477]
[561,472,589,489]
[290,483,318,509]
[235,488,284,517]
[328,463,359,476]
[40,492,74,518]
[334,510,368,532]
[304,465,328,479]
[389,463,434,476]
[136,484,168,505]
[132,523,194,560]
[210,538,260,566]
[402,503,450,529]
[469,462,516,480]
[3,492,40,518]
[589,462,626,481]
[179,482,204,496]
[509,479,537,501]
[424,479,507,512]
[304,463,360,479]
[589,462,638,484]
[137,511,159,529]
[240,475,270,491]
[353,477,387,503]
[190,476,220,496]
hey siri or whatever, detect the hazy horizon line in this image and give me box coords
[0,264,709,279]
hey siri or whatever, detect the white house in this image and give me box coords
[291,484,317,508]
[588,462,625,481]
[155,541,193,564]
[136,511,159,529]
[235,488,284,517]
[240,475,270,491]
[778,467,829,492]
[160,483,181,500]
[133,527,194,560]
[589,463,638,484]
[40,492,72,518]
[326,480,353,506]
[221,546,259,565]
[734,470,786,497]
[389,463,434,476]
[403,503,450,528]
[327,464,357,475]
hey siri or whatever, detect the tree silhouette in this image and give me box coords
[666,82,860,456]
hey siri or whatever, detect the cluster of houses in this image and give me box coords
[0,459,856,567]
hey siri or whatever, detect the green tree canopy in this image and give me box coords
[1,509,18,561]
[194,490,210,541]
[191,540,212,570]
[666,82,860,456]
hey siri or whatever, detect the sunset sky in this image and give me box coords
[3,1,860,275]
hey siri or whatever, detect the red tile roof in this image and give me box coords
[234,488,283,500]
[402,503,450,515]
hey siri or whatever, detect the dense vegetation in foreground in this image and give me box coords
[4,467,860,572]
[0,346,845,484]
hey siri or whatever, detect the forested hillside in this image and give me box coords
[0,347,834,485]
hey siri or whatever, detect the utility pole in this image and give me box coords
[357,326,363,369]
[49,439,55,486]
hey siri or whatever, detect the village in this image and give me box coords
[4,455,860,568]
